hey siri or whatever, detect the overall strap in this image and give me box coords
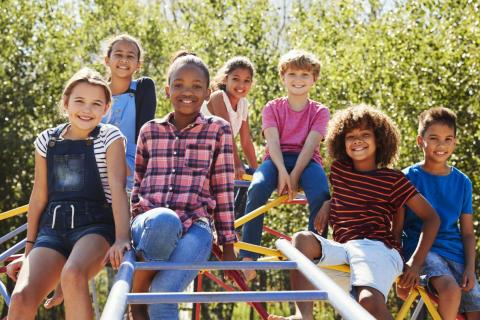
[48,123,70,148]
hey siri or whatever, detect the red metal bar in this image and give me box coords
[262,226,291,241]
[195,273,203,320]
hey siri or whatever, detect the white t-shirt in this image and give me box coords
[201,90,249,137]
[34,123,125,203]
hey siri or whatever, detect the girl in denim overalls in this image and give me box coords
[102,34,157,191]
[7,68,131,320]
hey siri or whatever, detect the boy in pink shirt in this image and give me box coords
[240,50,330,280]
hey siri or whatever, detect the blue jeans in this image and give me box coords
[131,208,213,320]
[240,154,330,259]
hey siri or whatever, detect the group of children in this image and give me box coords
[4,32,479,320]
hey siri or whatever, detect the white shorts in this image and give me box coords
[313,235,403,300]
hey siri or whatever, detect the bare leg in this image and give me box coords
[61,234,110,320]
[465,311,480,320]
[8,248,66,320]
[429,275,461,320]
[268,231,322,320]
[356,286,392,320]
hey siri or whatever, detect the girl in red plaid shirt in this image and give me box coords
[129,53,237,320]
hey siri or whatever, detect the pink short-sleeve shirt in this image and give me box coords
[262,97,330,164]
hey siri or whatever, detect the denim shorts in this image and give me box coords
[33,201,115,258]
[313,235,403,301]
[423,251,480,313]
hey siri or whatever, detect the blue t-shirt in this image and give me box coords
[402,163,473,264]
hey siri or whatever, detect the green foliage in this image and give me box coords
[1,0,479,319]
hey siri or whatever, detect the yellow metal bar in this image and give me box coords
[395,288,419,320]
[417,286,442,320]
[234,241,285,258]
[234,195,288,228]
[320,264,350,273]
[0,204,29,221]
[241,174,253,181]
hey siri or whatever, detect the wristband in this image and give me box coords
[26,240,35,244]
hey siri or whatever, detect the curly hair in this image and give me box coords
[325,104,401,168]
[418,107,457,137]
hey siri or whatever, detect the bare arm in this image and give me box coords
[26,151,49,256]
[290,131,323,194]
[105,139,131,269]
[208,92,244,178]
[460,214,477,291]
[392,206,406,244]
[239,118,258,170]
[264,127,291,198]
[399,194,440,288]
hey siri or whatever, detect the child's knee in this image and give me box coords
[292,231,321,259]
[433,276,461,300]
[9,290,38,316]
[61,264,88,288]
[357,287,386,313]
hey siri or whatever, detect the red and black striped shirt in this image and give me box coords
[329,161,417,251]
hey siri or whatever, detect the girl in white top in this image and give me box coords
[201,56,258,179]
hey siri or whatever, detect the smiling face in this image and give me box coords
[418,123,456,166]
[105,40,140,79]
[64,82,109,138]
[345,126,377,171]
[166,63,210,124]
[281,67,315,97]
[224,68,252,101]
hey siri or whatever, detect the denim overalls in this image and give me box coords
[102,80,137,190]
[34,124,115,258]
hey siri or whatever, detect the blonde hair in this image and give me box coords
[60,68,112,115]
[278,50,321,79]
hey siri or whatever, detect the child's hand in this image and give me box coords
[289,169,300,200]
[277,169,293,199]
[234,165,246,181]
[395,282,411,300]
[461,268,476,291]
[44,284,63,309]
[314,201,330,234]
[6,255,25,281]
[104,238,131,269]
[398,261,420,289]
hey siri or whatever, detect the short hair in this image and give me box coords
[418,107,457,137]
[211,56,255,91]
[278,50,321,79]
[325,104,401,167]
[104,34,143,62]
[166,53,210,87]
[60,68,112,115]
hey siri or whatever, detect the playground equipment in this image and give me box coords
[0,181,465,319]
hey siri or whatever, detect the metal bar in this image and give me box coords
[395,288,419,320]
[194,273,202,320]
[411,296,425,320]
[234,241,285,258]
[234,180,251,188]
[417,287,442,320]
[0,224,27,246]
[127,290,327,304]
[134,261,297,271]
[0,239,26,263]
[0,280,10,306]
[0,205,29,221]
[234,195,288,228]
[100,250,136,320]
[262,226,291,240]
[276,239,375,320]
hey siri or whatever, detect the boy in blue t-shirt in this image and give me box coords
[399,107,480,319]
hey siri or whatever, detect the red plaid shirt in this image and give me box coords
[131,113,237,244]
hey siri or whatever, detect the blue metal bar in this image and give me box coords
[100,250,136,320]
[234,180,251,188]
[0,239,26,263]
[0,281,10,306]
[134,261,297,271]
[276,239,375,320]
[127,290,327,304]
[0,223,27,246]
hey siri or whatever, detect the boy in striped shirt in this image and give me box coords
[269,105,440,320]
